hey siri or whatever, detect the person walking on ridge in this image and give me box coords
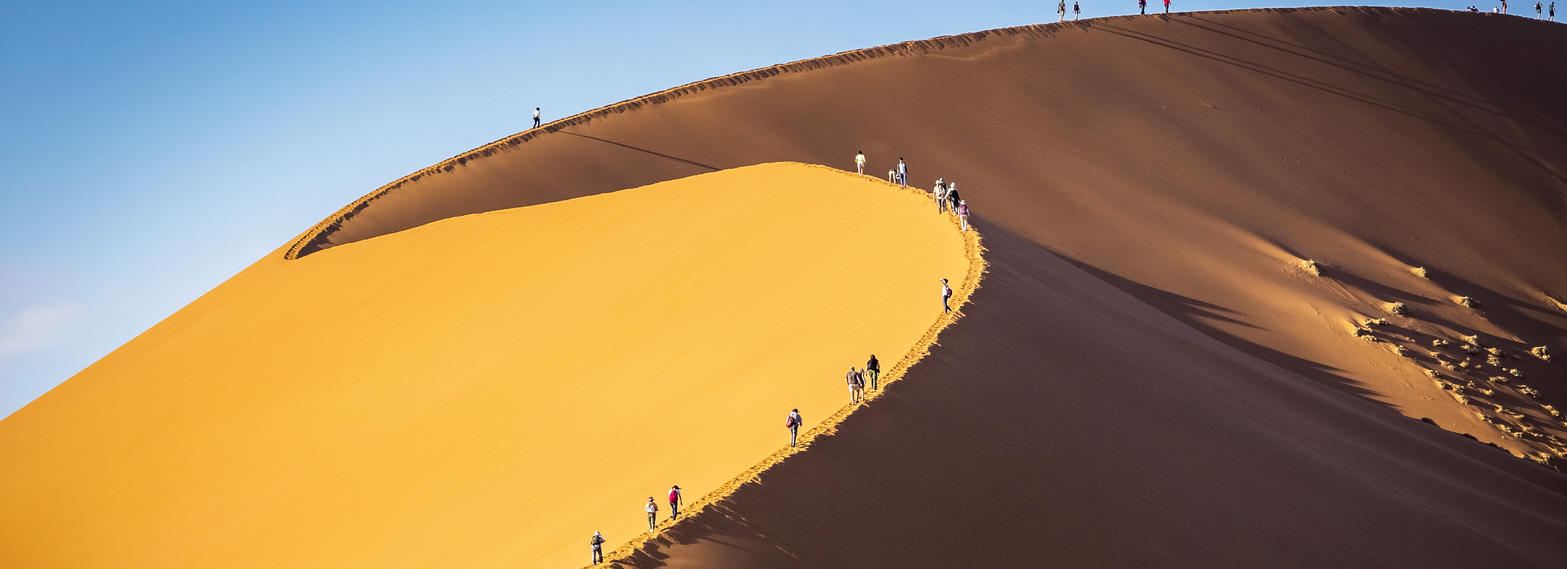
[785,408,803,446]
[668,485,684,520]
[941,278,954,313]
[847,366,865,403]
[946,182,960,214]
[533,107,541,129]
[590,531,606,565]
[957,200,971,232]
[645,497,659,531]
[855,150,867,175]
[935,179,949,213]
[866,354,881,391]
[897,157,908,188]
[1074,1,1081,20]
[1058,0,1067,21]
[1551,1,1556,20]
[1164,0,1170,14]
[1139,0,1146,14]
[1537,0,1543,17]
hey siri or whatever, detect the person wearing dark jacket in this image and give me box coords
[866,354,881,390]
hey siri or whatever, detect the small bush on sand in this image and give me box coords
[1489,375,1509,384]
[1542,404,1560,418]
[1455,296,1480,308]
[1411,266,1429,279]
[1531,346,1552,362]
[1423,369,1439,378]
[1431,338,1449,347]
[1487,354,1503,367]
[1518,385,1540,399]
[1394,345,1412,357]
[1385,302,1408,316]
[1300,259,1322,276]
[1507,368,1524,379]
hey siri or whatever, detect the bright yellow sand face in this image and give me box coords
[0,163,969,569]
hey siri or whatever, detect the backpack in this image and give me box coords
[785,415,797,428]
[591,535,604,546]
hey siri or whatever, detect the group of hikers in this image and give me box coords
[588,484,685,564]
[588,152,963,565]
[1465,0,1556,16]
[1061,0,1171,19]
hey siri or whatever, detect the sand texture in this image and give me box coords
[4,5,1567,569]
[0,164,970,568]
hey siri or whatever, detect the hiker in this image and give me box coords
[1074,1,1081,19]
[846,366,864,403]
[958,200,971,231]
[1537,0,1543,16]
[855,150,867,175]
[590,531,606,565]
[1139,0,1146,14]
[1164,0,1170,13]
[645,498,658,531]
[935,180,949,213]
[941,278,953,313]
[1502,0,1508,13]
[888,167,898,182]
[533,107,541,129]
[866,354,881,390]
[946,183,961,213]
[897,157,908,187]
[1551,1,1556,20]
[668,485,684,520]
[1058,0,1067,21]
[785,408,803,446]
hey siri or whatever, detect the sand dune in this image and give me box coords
[4,5,1567,569]
[0,164,971,568]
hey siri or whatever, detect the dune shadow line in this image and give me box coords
[559,131,723,172]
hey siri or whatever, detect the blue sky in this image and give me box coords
[0,0,1504,418]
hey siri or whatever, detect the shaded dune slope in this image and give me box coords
[279,6,1567,567]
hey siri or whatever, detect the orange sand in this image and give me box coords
[0,163,968,569]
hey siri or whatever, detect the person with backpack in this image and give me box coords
[1058,0,1067,21]
[668,485,684,520]
[1537,0,1544,16]
[644,497,659,531]
[946,183,961,214]
[1073,1,1081,20]
[897,157,908,188]
[785,408,803,446]
[941,278,953,313]
[957,200,971,232]
[533,107,541,129]
[866,354,881,391]
[1139,0,1146,14]
[590,531,606,565]
[855,150,867,175]
[935,179,949,213]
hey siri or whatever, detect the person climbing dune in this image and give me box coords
[1058,0,1067,21]
[855,150,867,175]
[941,278,954,313]
[847,366,864,403]
[785,408,803,447]
[866,354,880,391]
[590,531,606,565]
[532,107,541,129]
[668,485,684,520]
[644,498,658,531]
[958,199,971,232]
[897,157,908,187]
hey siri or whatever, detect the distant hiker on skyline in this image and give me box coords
[785,408,803,446]
[866,354,881,390]
[1550,1,1556,20]
[1536,0,1543,17]
[958,200,971,232]
[1164,0,1170,13]
[668,485,684,520]
[1058,0,1067,21]
[645,498,658,531]
[855,150,867,175]
[1139,0,1146,14]
[897,157,908,187]
[1502,0,1508,13]
[1074,1,1081,19]
[941,278,953,313]
[590,531,606,565]
[533,107,541,129]
[935,179,949,213]
[847,366,865,403]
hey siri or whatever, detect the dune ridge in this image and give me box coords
[593,168,986,568]
[285,5,1426,259]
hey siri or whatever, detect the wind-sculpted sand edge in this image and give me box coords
[283,5,1413,259]
[590,167,987,569]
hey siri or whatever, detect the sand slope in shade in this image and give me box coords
[0,163,969,569]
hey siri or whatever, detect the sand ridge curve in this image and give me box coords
[591,168,987,568]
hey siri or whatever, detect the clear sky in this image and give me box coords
[0,0,1516,418]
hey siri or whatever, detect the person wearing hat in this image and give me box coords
[941,278,953,313]
[957,199,971,232]
[644,497,658,531]
[589,531,606,564]
[668,485,684,520]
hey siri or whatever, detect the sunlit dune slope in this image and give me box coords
[0,163,969,569]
